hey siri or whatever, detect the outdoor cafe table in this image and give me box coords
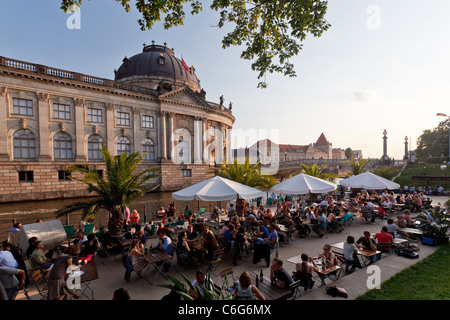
[143,250,173,284]
[249,271,292,300]
[286,255,342,283]
[76,262,99,300]
[331,242,381,268]
[276,224,295,244]
[398,227,423,240]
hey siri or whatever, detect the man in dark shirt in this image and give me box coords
[356,231,378,264]
[270,258,293,291]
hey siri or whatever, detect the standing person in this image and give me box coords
[231,271,266,300]
[343,236,361,274]
[47,245,80,300]
[130,209,140,227]
[123,207,131,231]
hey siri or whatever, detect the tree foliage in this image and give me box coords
[295,162,336,180]
[213,156,275,189]
[344,158,370,176]
[60,0,331,88]
[415,119,449,160]
[345,147,353,160]
[55,144,159,234]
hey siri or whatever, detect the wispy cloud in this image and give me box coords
[348,89,378,103]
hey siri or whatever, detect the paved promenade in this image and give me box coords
[15,205,441,301]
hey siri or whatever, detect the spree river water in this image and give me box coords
[0,191,229,241]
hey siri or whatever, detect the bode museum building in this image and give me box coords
[0,44,235,202]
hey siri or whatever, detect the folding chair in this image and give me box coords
[207,248,224,272]
[219,267,236,299]
[30,269,48,300]
[332,251,351,277]
[287,280,302,300]
[377,242,393,257]
[83,223,95,235]
[270,238,279,258]
[176,248,194,268]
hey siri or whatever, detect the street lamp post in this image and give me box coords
[436,113,450,157]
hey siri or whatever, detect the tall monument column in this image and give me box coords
[382,129,388,161]
[404,136,409,160]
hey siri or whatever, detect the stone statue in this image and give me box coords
[229,102,233,110]
[219,95,224,106]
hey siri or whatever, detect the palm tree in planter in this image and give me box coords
[213,156,275,215]
[55,144,160,235]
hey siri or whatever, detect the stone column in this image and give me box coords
[133,107,140,154]
[0,87,9,161]
[203,118,209,163]
[160,111,167,160]
[216,122,224,165]
[106,104,115,155]
[193,116,203,164]
[74,98,87,161]
[168,112,174,160]
[37,92,52,161]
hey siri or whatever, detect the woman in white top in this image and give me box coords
[232,271,266,300]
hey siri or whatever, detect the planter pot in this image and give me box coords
[421,236,437,246]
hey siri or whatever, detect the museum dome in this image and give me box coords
[114,44,201,92]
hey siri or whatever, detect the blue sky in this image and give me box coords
[1,0,449,159]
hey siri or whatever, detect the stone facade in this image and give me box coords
[0,50,234,202]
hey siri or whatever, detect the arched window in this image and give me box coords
[143,138,155,161]
[117,136,131,155]
[53,132,73,160]
[13,129,36,160]
[88,135,103,160]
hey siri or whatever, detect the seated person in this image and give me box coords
[156,231,174,256]
[263,209,274,224]
[73,231,87,246]
[385,218,399,237]
[188,269,215,300]
[356,231,378,264]
[79,233,100,264]
[209,209,219,222]
[185,224,198,245]
[223,224,236,250]
[30,241,54,270]
[177,232,201,267]
[402,210,416,227]
[253,221,269,239]
[374,226,394,251]
[270,258,294,292]
[0,265,25,300]
[102,232,124,255]
[394,215,407,229]
[231,271,266,300]
[256,224,278,249]
[316,244,338,286]
[294,253,317,290]
[343,236,362,274]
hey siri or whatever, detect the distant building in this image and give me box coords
[250,133,353,163]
